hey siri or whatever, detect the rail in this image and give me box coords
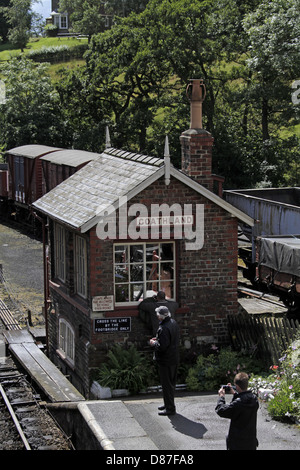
[0,383,31,450]
[0,298,21,331]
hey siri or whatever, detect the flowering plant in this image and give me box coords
[250,331,300,423]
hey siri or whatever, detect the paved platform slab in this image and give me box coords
[78,394,300,451]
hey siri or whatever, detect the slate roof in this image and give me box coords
[33,147,165,231]
[32,146,254,232]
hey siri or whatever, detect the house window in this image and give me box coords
[60,14,68,29]
[75,235,87,298]
[114,242,175,304]
[55,224,65,281]
[58,318,75,365]
[53,13,68,29]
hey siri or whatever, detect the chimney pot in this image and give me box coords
[186,79,206,129]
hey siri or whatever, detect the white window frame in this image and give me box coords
[55,224,66,282]
[60,14,68,29]
[75,235,87,298]
[114,241,176,305]
[58,318,75,366]
[53,13,68,29]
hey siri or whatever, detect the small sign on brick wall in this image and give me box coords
[92,295,114,311]
[94,317,131,333]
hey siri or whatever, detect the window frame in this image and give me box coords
[114,241,176,306]
[58,318,75,366]
[75,235,88,299]
[60,14,68,29]
[54,224,66,282]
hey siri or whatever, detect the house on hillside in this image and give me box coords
[47,0,69,35]
[32,79,253,398]
[47,0,113,36]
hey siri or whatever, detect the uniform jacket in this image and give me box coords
[152,316,179,366]
[215,390,259,450]
[139,297,179,334]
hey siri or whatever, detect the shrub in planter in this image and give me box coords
[96,344,156,395]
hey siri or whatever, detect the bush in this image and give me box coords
[95,344,156,394]
[250,331,300,423]
[44,25,58,38]
[27,44,88,63]
[186,346,263,392]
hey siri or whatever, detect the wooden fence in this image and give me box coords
[228,314,300,365]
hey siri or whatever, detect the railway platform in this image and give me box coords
[3,327,300,451]
[3,329,84,403]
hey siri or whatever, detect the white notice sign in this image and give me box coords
[92,295,114,312]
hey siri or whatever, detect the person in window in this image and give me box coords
[138,291,179,335]
[215,372,259,450]
[149,306,180,416]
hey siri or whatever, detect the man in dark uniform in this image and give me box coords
[139,291,179,335]
[149,306,180,416]
[215,372,259,450]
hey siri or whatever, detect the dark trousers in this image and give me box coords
[158,364,177,412]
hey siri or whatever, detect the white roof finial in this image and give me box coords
[164,135,170,186]
[105,126,111,149]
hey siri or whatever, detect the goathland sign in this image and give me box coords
[96,198,205,251]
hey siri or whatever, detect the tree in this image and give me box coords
[55,65,109,151]
[243,0,300,141]
[1,0,32,51]
[58,0,150,40]
[0,0,10,43]
[0,57,66,150]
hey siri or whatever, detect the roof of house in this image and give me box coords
[32,146,254,232]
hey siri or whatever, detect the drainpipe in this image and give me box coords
[31,209,50,356]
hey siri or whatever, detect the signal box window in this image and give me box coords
[114,242,175,304]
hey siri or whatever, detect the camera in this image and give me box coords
[221,385,236,392]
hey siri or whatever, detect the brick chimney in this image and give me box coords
[180,79,214,192]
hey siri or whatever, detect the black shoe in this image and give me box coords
[158,410,176,416]
[158,405,166,410]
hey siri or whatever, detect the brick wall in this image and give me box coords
[88,175,238,364]
[46,127,239,395]
[180,129,214,191]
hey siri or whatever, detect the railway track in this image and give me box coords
[0,295,74,450]
[0,348,74,450]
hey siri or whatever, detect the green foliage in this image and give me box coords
[26,44,88,63]
[96,344,155,394]
[0,56,67,150]
[1,0,32,52]
[250,331,300,423]
[44,24,58,37]
[186,347,263,392]
[0,0,299,186]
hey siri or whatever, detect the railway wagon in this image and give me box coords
[256,235,300,310]
[40,149,101,194]
[1,145,101,226]
[0,164,8,199]
[224,187,300,313]
[6,145,61,207]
